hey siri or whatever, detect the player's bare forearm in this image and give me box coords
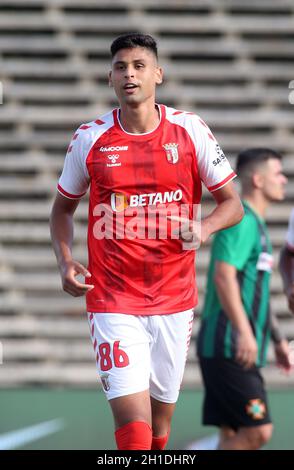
[279,247,294,291]
[50,193,94,297]
[50,193,77,269]
[214,261,257,367]
[202,181,244,241]
[270,310,283,344]
[274,339,292,372]
[214,262,251,333]
[279,246,294,313]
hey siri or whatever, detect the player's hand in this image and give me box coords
[286,284,294,314]
[60,260,94,297]
[274,339,292,373]
[167,215,209,250]
[236,329,258,369]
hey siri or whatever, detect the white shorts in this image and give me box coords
[87,309,194,403]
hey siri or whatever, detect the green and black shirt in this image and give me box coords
[197,201,273,367]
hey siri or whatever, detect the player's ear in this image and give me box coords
[252,172,264,190]
[155,66,163,85]
[108,71,113,87]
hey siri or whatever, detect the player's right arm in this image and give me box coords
[214,261,257,369]
[213,215,258,368]
[50,193,94,297]
[50,124,94,297]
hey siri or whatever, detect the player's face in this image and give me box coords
[260,158,287,201]
[109,47,163,106]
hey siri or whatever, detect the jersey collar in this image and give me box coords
[113,104,166,140]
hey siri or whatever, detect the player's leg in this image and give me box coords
[198,357,272,450]
[110,390,151,429]
[204,357,272,450]
[150,397,174,449]
[149,309,194,450]
[198,357,227,449]
[110,390,153,450]
[220,423,273,450]
[151,396,175,436]
[219,425,236,448]
[217,369,273,450]
[87,312,152,450]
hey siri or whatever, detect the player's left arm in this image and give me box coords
[169,182,243,249]
[201,181,243,244]
[279,209,294,314]
[279,246,294,314]
[184,115,243,246]
[270,309,292,372]
[169,115,243,249]
[273,339,292,373]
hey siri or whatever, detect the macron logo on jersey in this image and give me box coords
[111,190,183,212]
[100,146,128,152]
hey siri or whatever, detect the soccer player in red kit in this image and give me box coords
[50,33,243,450]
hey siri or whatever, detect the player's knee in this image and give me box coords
[246,424,273,449]
[257,423,273,446]
[152,415,172,438]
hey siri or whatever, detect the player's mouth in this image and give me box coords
[123,83,139,94]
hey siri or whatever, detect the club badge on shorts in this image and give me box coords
[246,398,266,420]
[100,373,110,392]
[163,143,179,164]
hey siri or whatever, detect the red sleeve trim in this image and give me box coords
[57,184,86,199]
[208,172,236,192]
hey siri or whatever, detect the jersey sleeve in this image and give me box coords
[212,212,257,270]
[58,126,90,199]
[286,209,294,252]
[193,117,236,192]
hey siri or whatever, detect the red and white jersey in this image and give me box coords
[286,209,294,252]
[58,104,236,315]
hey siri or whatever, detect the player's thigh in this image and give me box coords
[87,312,150,400]
[237,423,273,448]
[149,309,194,403]
[110,390,152,429]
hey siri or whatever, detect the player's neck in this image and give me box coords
[119,102,160,134]
[243,193,268,219]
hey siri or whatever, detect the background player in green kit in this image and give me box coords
[197,148,291,450]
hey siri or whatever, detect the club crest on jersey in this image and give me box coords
[163,143,179,164]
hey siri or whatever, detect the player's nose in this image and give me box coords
[124,66,135,79]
